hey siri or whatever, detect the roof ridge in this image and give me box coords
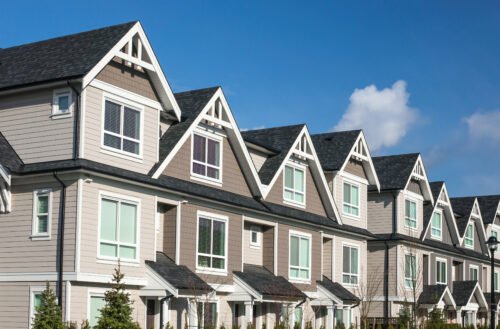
[373,152,421,159]
[242,123,306,133]
[312,129,362,137]
[174,86,221,96]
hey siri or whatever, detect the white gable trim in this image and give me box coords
[0,165,11,213]
[404,155,434,205]
[458,198,488,250]
[82,21,181,120]
[465,281,488,309]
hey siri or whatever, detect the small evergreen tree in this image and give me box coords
[80,319,91,329]
[95,265,141,329]
[32,282,65,329]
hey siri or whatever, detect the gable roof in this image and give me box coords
[0,22,136,92]
[452,281,487,307]
[311,130,361,171]
[371,153,420,191]
[0,132,23,173]
[317,276,359,304]
[477,195,500,225]
[451,197,478,235]
[418,284,455,307]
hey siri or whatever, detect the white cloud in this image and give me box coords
[333,80,418,151]
[464,110,500,143]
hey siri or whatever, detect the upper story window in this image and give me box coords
[32,189,52,240]
[469,265,478,280]
[431,211,442,239]
[191,133,222,183]
[289,231,311,281]
[284,165,305,206]
[342,244,359,285]
[436,258,447,284]
[250,225,261,248]
[99,194,139,262]
[52,89,72,118]
[103,99,142,156]
[465,223,474,248]
[404,253,417,288]
[343,182,360,217]
[197,212,227,273]
[405,199,417,229]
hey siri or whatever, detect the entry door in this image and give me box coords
[147,299,156,329]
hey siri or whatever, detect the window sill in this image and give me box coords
[96,257,140,267]
[342,283,359,288]
[342,212,361,221]
[51,112,72,120]
[190,175,223,187]
[196,268,228,276]
[30,234,51,241]
[100,148,144,163]
[249,244,261,250]
[430,235,442,241]
[289,278,311,284]
[283,200,306,209]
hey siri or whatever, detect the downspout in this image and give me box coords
[384,240,389,322]
[67,81,81,160]
[160,293,174,329]
[53,172,67,308]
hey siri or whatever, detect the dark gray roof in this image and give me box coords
[149,87,220,175]
[477,195,500,225]
[317,276,359,304]
[417,285,448,305]
[0,22,136,91]
[452,281,479,306]
[234,264,306,300]
[146,252,212,291]
[241,125,305,185]
[311,130,361,171]
[450,197,476,235]
[371,153,420,191]
[0,132,23,172]
[483,293,500,307]
[430,181,444,201]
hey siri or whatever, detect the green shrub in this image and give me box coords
[305,322,313,329]
[293,322,300,329]
[247,323,255,329]
[165,322,174,329]
[388,325,394,329]
[232,324,241,329]
[341,323,346,329]
[66,321,77,329]
[32,282,65,329]
[219,324,225,329]
[80,320,91,329]
[376,324,382,329]
[262,323,266,329]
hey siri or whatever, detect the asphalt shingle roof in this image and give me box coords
[234,264,306,300]
[477,195,500,225]
[452,281,479,306]
[417,285,448,305]
[146,252,212,291]
[0,132,23,172]
[241,125,305,185]
[0,22,136,91]
[311,130,361,171]
[371,153,420,191]
[317,276,359,304]
[450,197,476,235]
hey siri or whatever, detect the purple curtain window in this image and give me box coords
[193,135,206,162]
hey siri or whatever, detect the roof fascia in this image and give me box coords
[465,282,488,308]
[316,283,344,305]
[404,155,434,205]
[441,287,457,308]
[0,164,10,186]
[145,265,179,297]
[232,275,263,301]
[0,79,82,97]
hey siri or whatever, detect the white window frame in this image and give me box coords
[492,230,498,240]
[29,286,46,328]
[288,230,312,283]
[495,271,499,292]
[436,257,447,284]
[100,92,144,160]
[404,252,417,289]
[465,223,474,249]
[431,210,443,240]
[196,211,229,275]
[283,162,306,207]
[51,88,72,119]
[190,129,224,186]
[342,242,360,287]
[31,188,52,240]
[469,265,479,281]
[250,225,261,249]
[342,179,360,219]
[97,191,141,266]
[404,198,418,230]
[87,288,107,328]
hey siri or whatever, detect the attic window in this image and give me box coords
[465,224,474,248]
[352,139,368,159]
[284,165,305,206]
[413,161,424,178]
[52,89,72,118]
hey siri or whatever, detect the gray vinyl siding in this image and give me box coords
[367,192,394,234]
[367,242,397,297]
[465,259,483,287]
[322,237,332,280]
[160,205,177,261]
[406,179,422,195]
[429,254,452,288]
[248,149,268,172]
[333,174,368,229]
[425,207,453,245]
[398,192,424,237]
[262,226,275,273]
[344,159,367,179]
[0,176,77,273]
[0,87,75,163]
[332,234,368,297]
[243,222,263,266]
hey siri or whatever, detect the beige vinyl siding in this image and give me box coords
[465,259,483,287]
[333,175,367,229]
[169,298,188,329]
[79,176,156,278]
[473,220,484,253]
[367,192,394,234]
[262,226,275,273]
[0,176,77,273]
[429,254,452,288]
[266,166,327,217]
[159,204,177,260]
[396,244,424,298]
[425,207,453,245]
[398,192,424,237]
[243,223,263,266]
[344,159,367,179]
[322,238,332,280]
[164,134,253,197]
[0,87,75,163]
[367,243,388,297]
[406,179,423,195]
[332,235,368,297]
[248,148,268,172]
[83,85,159,174]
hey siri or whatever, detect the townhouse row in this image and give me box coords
[0,21,499,329]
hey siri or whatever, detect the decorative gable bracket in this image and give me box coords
[0,165,11,213]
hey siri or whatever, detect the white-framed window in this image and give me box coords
[52,89,72,118]
[31,189,52,240]
[405,199,417,229]
[197,211,228,274]
[98,192,140,263]
[250,225,261,248]
[88,291,106,328]
[495,271,499,292]
[289,230,311,282]
[436,258,447,284]
[191,131,222,184]
[102,97,142,157]
[283,164,305,206]
[492,231,498,240]
[469,265,478,281]
[197,301,218,329]
[465,223,474,248]
[404,253,417,288]
[29,286,45,328]
[431,211,442,239]
[343,181,360,217]
[342,244,359,285]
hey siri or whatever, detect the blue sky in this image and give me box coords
[2,1,500,197]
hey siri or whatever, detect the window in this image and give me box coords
[493,231,498,240]
[495,272,499,292]
[32,189,51,239]
[436,259,447,284]
[192,133,222,182]
[469,266,478,281]
[52,89,72,117]
[29,286,46,328]
[343,182,359,217]
[289,232,311,281]
[405,253,417,288]
[103,99,141,156]
[405,199,417,229]
[431,212,442,239]
[342,245,359,285]
[284,165,305,205]
[465,224,474,248]
[99,196,138,261]
[197,213,227,272]
[197,302,217,329]
[250,226,261,248]
[294,307,303,327]
[89,296,106,327]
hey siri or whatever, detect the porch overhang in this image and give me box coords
[418,285,456,311]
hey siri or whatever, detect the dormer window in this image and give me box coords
[343,182,359,217]
[284,165,305,205]
[431,211,442,239]
[465,223,474,248]
[405,199,417,229]
[191,132,222,183]
[52,89,72,118]
[102,99,142,156]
